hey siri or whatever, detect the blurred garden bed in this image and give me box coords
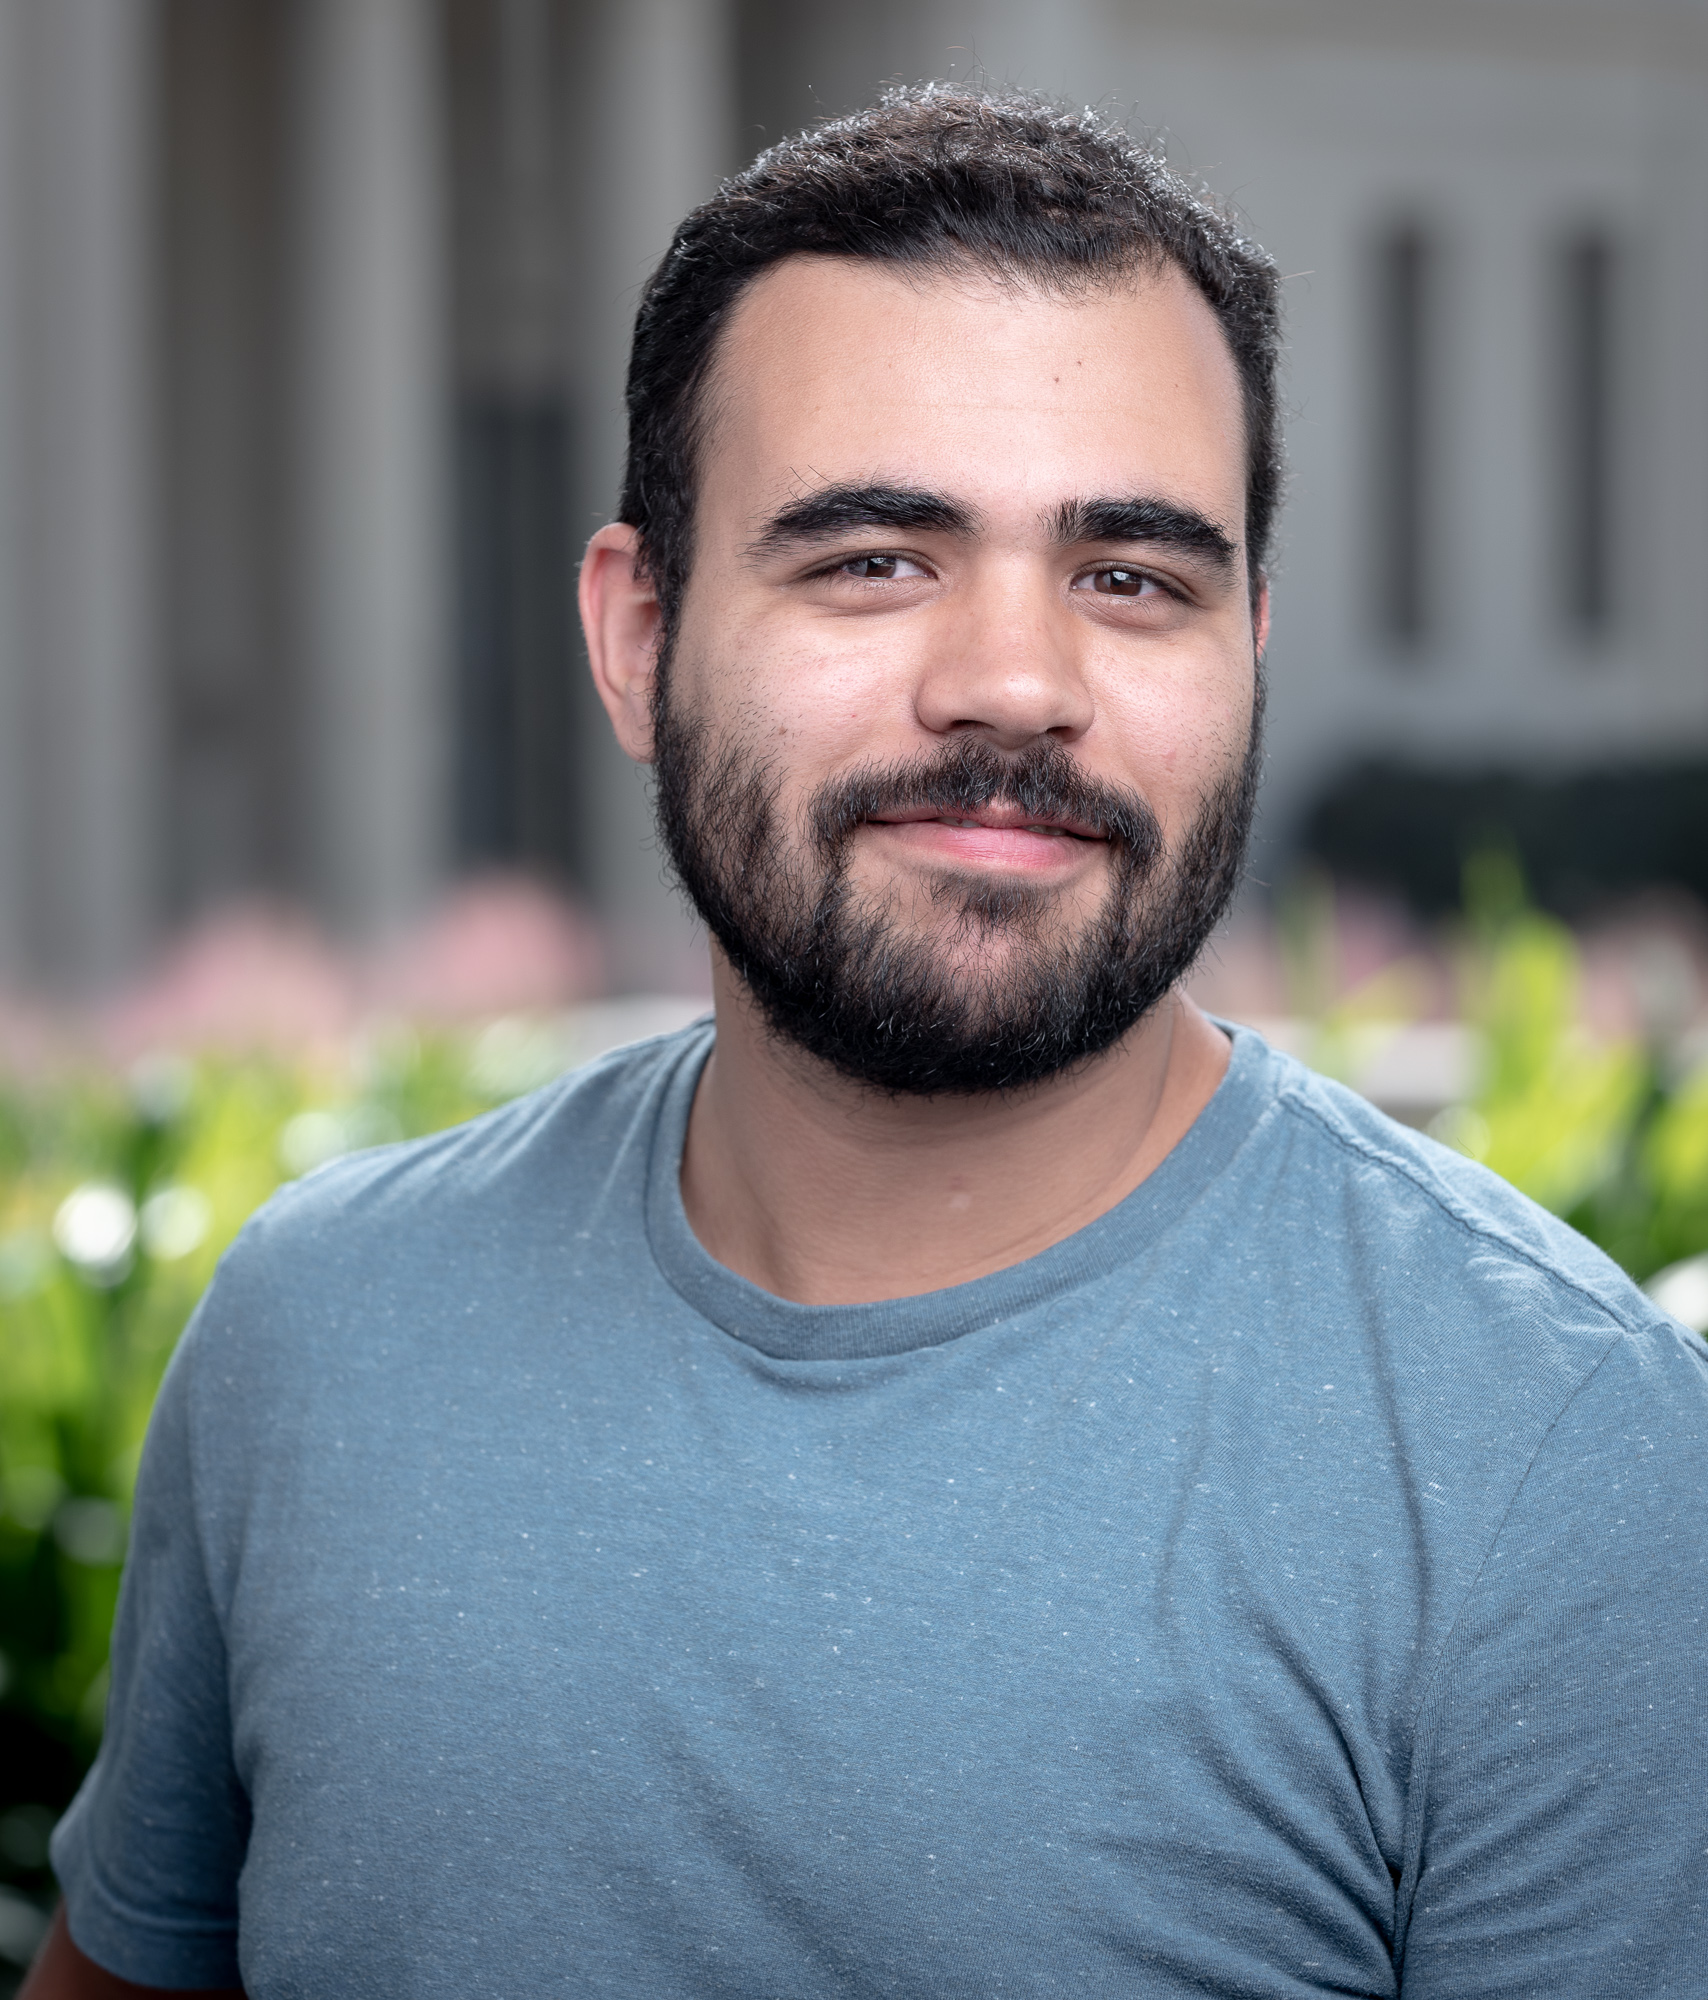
[2,864,1707,1972]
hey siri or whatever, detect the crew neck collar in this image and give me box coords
[644,1021,1279,1364]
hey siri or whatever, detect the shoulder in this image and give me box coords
[1220,1028,1697,1408]
[179,1019,708,1382]
[271,1014,704,1224]
[254,1015,704,1251]
[1266,1034,1656,1309]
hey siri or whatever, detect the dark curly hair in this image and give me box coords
[618,84,1283,629]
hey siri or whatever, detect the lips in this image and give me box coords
[866,806,1105,842]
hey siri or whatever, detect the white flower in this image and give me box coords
[139,1186,212,1262]
[1645,1253,1708,1335]
[52,1183,137,1282]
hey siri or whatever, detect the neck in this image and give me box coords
[678,954,1232,1306]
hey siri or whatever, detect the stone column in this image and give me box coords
[291,0,449,938]
[569,0,735,992]
[0,0,27,985]
[0,0,160,990]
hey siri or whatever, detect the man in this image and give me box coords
[29,87,1708,1999]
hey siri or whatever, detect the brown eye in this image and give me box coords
[833,552,928,584]
[1091,567,1155,596]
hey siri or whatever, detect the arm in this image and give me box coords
[19,1908,244,2000]
[1397,1321,1708,1993]
[47,1302,252,1993]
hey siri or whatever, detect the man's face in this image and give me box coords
[653,254,1266,1094]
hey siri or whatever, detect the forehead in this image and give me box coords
[699,253,1249,540]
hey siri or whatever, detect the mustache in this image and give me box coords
[806,736,1165,866]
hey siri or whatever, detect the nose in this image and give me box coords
[911,561,1095,751]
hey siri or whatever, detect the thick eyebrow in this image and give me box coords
[744,483,981,562]
[1049,496,1239,576]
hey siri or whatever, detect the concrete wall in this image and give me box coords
[0,0,162,990]
[0,0,1702,992]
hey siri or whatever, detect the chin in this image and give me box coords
[865,866,1101,943]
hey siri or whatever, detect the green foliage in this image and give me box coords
[1446,856,1650,1222]
[1280,852,1708,1283]
[1561,1055,1708,1282]
[1436,854,1708,1282]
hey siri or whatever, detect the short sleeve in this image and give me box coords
[1397,1317,1708,1996]
[50,1300,250,1990]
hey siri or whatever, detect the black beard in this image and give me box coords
[652,670,1263,1097]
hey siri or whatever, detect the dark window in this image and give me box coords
[1556,231,1615,638]
[446,0,582,886]
[1369,224,1433,648]
[455,399,577,878]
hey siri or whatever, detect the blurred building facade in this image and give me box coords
[0,0,1704,993]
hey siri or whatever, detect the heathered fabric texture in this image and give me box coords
[52,1023,1708,1997]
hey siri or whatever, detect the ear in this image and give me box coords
[580,523,663,763]
[1250,574,1271,662]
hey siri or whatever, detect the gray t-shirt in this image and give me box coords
[52,1023,1708,1996]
